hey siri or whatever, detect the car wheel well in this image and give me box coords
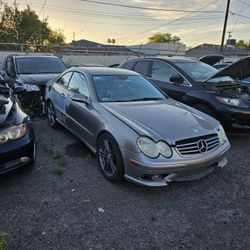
[96,130,112,148]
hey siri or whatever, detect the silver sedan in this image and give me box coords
[46,67,231,187]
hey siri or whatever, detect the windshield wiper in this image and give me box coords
[127,97,164,101]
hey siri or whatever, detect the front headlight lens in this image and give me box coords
[137,137,158,158]
[216,97,247,107]
[137,136,172,158]
[0,124,27,144]
[156,141,172,158]
[218,124,227,145]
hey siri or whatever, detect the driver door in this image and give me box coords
[149,61,191,102]
[52,72,73,124]
[65,72,97,146]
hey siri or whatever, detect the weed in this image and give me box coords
[52,150,63,160]
[0,231,8,250]
[59,159,67,168]
[53,167,65,176]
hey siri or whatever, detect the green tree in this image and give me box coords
[148,32,181,44]
[0,2,65,51]
[236,40,250,48]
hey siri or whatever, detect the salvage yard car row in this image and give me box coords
[0,54,250,186]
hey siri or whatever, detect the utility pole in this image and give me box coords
[220,0,231,53]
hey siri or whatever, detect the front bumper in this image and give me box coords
[123,141,230,187]
[0,123,35,175]
[219,106,250,129]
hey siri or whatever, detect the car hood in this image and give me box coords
[205,56,250,81]
[199,55,224,66]
[0,96,13,127]
[101,99,218,144]
[17,73,59,86]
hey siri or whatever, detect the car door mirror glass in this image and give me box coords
[71,94,89,104]
[170,74,184,84]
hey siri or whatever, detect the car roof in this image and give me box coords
[70,67,140,76]
[12,55,60,59]
[145,56,199,63]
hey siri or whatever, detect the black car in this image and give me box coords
[119,56,250,129]
[2,55,67,115]
[0,75,35,175]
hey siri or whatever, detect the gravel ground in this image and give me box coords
[0,118,250,250]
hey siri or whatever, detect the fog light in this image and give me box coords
[20,157,29,163]
[151,175,163,181]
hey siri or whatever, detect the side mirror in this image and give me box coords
[170,74,184,84]
[71,94,90,104]
[14,86,26,94]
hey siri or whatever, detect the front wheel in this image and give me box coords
[97,133,124,182]
[47,101,59,128]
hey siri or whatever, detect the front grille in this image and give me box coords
[175,133,219,156]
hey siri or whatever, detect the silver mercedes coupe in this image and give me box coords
[46,67,231,187]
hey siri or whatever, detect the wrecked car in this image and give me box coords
[2,55,67,115]
[119,57,250,130]
[0,73,35,175]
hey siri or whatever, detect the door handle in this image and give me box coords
[60,93,66,98]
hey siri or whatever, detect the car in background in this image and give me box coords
[119,57,250,130]
[46,67,230,187]
[2,55,67,115]
[0,73,35,175]
[199,54,225,67]
[200,55,250,89]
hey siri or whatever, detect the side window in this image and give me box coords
[134,61,150,76]
[68,72,89,97]
[6,58,15,77]
[121,61,135,70]
[57,72,73,87]
[151,61,179,82]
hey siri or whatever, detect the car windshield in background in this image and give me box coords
[175,61,219,82]
[16,57,67,74]
[93,75,166,102]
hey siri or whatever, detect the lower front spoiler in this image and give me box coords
[0,156,32,175]
[124,156,228,187]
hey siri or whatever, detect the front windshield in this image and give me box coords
[175,61,218,82]
[93,75,166,102]
[16,57,67,74]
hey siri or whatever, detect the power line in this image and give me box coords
[49,14,223,27]
[81,0,224,14]
[230,11,250,19]
[117,0,219,42]
[238,0,250,7]
[38,0,48,16]
[232,0,249,32]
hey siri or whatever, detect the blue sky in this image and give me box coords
[12,0,250,46]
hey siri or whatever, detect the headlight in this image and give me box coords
[0,124,27,144]
[137,136,172,158]
[218,124,227,145]
[216,97,247,107]
[22,83,40,92]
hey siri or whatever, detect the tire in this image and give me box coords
[192,104,216,118]
[97,133,124,182]
[47,101,59,128]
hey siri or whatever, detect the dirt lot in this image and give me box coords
[0,118,250,250]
